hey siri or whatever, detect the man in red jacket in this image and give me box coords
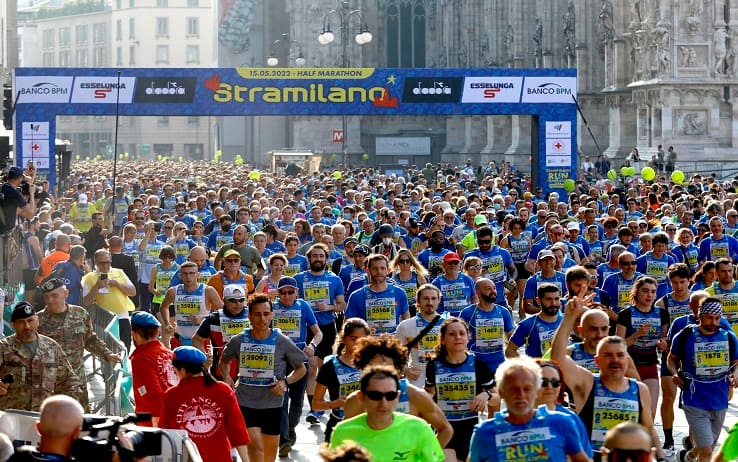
[129,311,179,426]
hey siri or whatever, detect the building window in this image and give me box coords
[129,18,135,39]
[157,117,169,128]
[156,0,167,6]
[75,25,87,46]
[116,0,121,8]
[93,23,106,44]
[129,0,134,7]
[186,17,199,36]
[187,117,200,127]
[156,45,169,64]
[58,27,71,48]
[385,0,426,67]
[93,47,107,66]
[187,0,198,6]
[76,49,88,66]
[186,45,199,64]
[116,47,122,65]
[156,17,168,37]
[43,52,54,66]
[42,29,55,50]
[116,19,122,41]
[129,46,136,65]
[59,50,71,66]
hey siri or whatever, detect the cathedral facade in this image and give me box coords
[216,0,738,171]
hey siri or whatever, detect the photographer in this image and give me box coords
[1,165,37,235]
[9,394,83,462]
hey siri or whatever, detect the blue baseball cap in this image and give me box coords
[131,311,161,328]
[173,346,207,365]
[277,277,298,289]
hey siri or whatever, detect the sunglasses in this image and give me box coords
[162,255,174,260]
[620,261,637,266]
[164,226,173,230]
[541,378,561,388]
[606,448,651,462]
[398,259,411,264]
[226,298,245,303]
[278,290,296,295]
[469,265,483,270]
[363,390,399,401]
[478,240,492,245]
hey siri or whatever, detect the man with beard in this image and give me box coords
[294,243,346,425]
[669,298,738,462]
[706,257,738,333]
[551,296,664,460]
[506,283,563,358]
[417,230,452,278]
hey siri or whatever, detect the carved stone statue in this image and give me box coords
[679,46,698,67]
[563,2,576,58]
[597,0,615,52]
[652,26,670,76]
[504,24,515,65]
[715,27,730,75]
[686,0,702,35]
[631,0,643,25]
[533,18,543,62]
[682,112,706,135]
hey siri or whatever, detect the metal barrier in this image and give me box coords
[85,305,127,416]
[0,409,203,462]
[0,229,24,307]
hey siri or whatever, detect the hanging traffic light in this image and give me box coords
[2,84,12,131]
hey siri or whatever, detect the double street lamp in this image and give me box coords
[318,0,373,167]
[267,33,305,67]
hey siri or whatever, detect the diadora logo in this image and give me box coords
[134,77,197,103]
[71,77,136,104]
[402,77,462,103]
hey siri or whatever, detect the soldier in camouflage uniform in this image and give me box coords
[0,302,80,411]
[36,278,121,409]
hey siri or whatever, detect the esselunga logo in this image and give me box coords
[203,73,398,108]
[14,76,74,103]
[521,76,577,103]
[71,76,136,104]
[461,77,522,103]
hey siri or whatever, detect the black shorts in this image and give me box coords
[660,350,672,377]
[514,262,531,280]
[307,322,337,359]
[448,418,477,461]
[240,406,282,435]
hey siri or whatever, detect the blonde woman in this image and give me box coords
[389,249,428,317]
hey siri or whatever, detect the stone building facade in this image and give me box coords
[218,0,738,172]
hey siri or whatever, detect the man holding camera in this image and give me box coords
[36,278,121,410]
[0,302,80,411]
[0,165,37,235]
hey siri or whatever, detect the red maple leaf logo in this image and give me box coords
[204,74,221,92]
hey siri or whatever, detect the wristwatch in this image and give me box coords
[485,389,493,400]
[309,341,318,349]
[283,378,290,388]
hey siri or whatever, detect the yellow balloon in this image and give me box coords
[332,171,342,179]
[641,166,655,181]
[671,170,685,183]
[563,179,575,192]
[607,169,617,180]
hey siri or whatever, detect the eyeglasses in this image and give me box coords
[606,448,651,462]
[135,217,145,220]
[225,259,241,263]
[398,259,411,264]
[278,290,296,295]
[541,378,561,388]
[478,240,492,245]
[226,298,245,303]
[605,224,617,228]
[620,261,637,266]
[666,228,676,232]
[469,265,483,271]
[363,390,399,401]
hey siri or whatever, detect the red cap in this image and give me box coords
[442,252,461,263]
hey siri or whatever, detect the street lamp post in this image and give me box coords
[267,33,306,67]
[318,0,373,168]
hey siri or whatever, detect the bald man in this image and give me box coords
[9,395,83,461]
[38,234,71,283]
